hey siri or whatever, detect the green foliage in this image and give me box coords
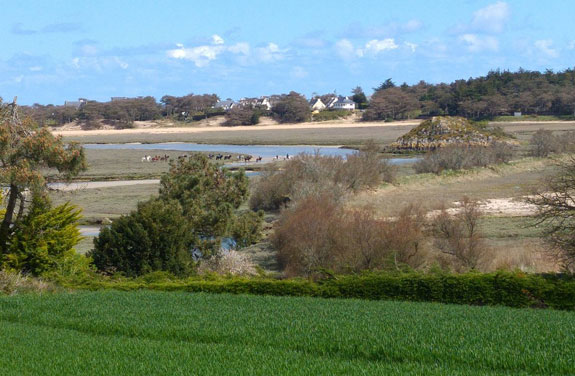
[0,99,87,256]
[271,92,311,123]
[91,198,194,277]
[311,109,350,122]
[66,271,575,310]
[3,199,83,276]
[230,210,264,248]
[91,154,259,277]
[159,154,249,237]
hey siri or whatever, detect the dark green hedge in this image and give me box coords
[66,272,575,310]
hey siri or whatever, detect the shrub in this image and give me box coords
[414,143,514,174]
[91,198,195,277]
[273,196,429,277]
[198,250,257,276]
[529,129,559,157]
[3,200,83,276]
[223,107,262,126]
[249,142,395,211]
[230,210,265,248]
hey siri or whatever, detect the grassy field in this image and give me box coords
[0,291,573,375]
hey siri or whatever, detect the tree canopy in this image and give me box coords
[0,98,87,256]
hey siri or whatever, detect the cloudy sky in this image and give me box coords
[2,0,574,104]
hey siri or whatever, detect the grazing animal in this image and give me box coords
[141,155,151,162]
[216,154,223,160]
[255,156,262,162]
[243,155,253,163]
[224,154,232,160]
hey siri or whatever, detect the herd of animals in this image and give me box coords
[140,153,264,163]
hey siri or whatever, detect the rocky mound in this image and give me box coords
[393,116,506,150]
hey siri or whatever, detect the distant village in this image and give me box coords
[63,94,358,112]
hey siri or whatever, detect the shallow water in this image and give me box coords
[84,143,417,164]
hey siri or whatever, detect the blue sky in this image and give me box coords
[1,0,574,105]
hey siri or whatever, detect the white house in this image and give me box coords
[309,98,326,111]
[331,96,356,111]
[213,100,236,111]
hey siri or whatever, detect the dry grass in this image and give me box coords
[0,270,58,295]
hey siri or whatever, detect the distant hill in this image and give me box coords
[393,116,512,150]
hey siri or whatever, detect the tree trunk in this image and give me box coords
[0,184,19,253]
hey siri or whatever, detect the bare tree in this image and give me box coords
[432,197,487,270]
[527,156,575,271]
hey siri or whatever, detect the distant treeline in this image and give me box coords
[365,68,575,121]
[18,68,575,127]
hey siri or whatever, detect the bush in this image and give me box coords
[230,211,265,248]
[272,196,428,277]
[249,142,395,211]
[91,198,195,277]
[3,200,83,276]
[198,250,257,276]
[223,107,262,126]
[414,143,514,174]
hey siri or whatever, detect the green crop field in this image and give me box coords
[0,291,573,375]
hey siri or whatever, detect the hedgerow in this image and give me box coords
[62,271,575,310]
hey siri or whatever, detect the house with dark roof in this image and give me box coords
[331,96,356,111]
[213,100,236,111]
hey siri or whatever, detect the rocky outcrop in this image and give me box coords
[393,116,507,150]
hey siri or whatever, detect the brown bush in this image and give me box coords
[272,196,428,277]
[250,142,395,211]
[414,143,514,174]
[273,195,342,277]
[432,197,488,271]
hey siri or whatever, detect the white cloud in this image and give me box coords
[212,34,224,45]
[254,43,286,63]
[29,66,43,72]
[471,2,510,33]
[336,38,399,60]
[405,42,418,53]
[335,39,358,60]
[459,34,499,52]
[167,38,286,67]
[568,41,575,50]
[363,38,399,55]
[534,40,559,58]
[228,42,250,55]
[167,44,225,67]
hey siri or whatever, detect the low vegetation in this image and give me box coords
[249,142,395,211]
[414,143,514,174]
[0,291,573,374]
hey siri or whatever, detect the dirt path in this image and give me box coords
[49,179,160,191]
